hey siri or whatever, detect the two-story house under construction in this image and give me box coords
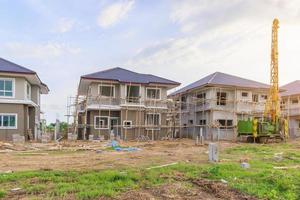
[75,67,180,140]
[280,81,300,138]
[169,72,270,141]
[0,58,49,141]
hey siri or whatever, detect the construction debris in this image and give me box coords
[273,165,300,170]
[12,134,25,143]
[146,162,178,170]
[240,162,250,169]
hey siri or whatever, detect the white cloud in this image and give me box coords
[97,0,134,28]
[4,42,81,59]
[55,18,76,33]
[128,0,300,92]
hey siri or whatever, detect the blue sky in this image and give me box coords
[0,0,300,122]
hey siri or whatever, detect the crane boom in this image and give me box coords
[264,18,280,123]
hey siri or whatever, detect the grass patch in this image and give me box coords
[0,191,5,198]
[1,142,300,199]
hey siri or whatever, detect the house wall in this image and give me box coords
[0,75,43,141]
[0,104,26,140]
[173,86,268,141]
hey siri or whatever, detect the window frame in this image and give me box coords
[196,92,206,105]
[94,116,109,130]
[241,92,249,97]
[252,94,259,103]
[98,84,115,98]
[261,95,268,100]
[0,78,15,98]
[145,113,161,130]
[291,99,299,104]
[199,119,206,125]
[123,120,133,129]
[146,87,161,100]
[216,92,227,106]
[0,113,17,129]
[37,88,40,106]
[24,81,31,100]
[125,84,141,103]
[217,119,233,130]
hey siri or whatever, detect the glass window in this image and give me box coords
[26,83,31,99]
[126,85,140,103]
[9,116,16,127]
[196,93,206,105]
[217,92,227,105]
[94,116,109,129]
[199,120,206,125]
[217,119,233,129]
[261,95,268,100]
[0,80,4,90]
[3,116,9,126]
[147,88,160,99]
[252,94,258,102]
[99,85,114,97]
[241,92,248,97]
[146,113,160,129]
[0,115,16,128]
[292,99,298,104]
[123,120,132,128]
[0,80,13,97]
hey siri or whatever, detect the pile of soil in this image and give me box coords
[113,179,257,200]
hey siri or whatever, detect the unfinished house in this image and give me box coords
[169,72,270,141]
[280,81,300,138]
[0,58,49,141]
[75,67,180,140]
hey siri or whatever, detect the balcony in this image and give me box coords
[236,101,265,114]
[144,99,168,108]
[282,107,300,117]
[81,96,168,110]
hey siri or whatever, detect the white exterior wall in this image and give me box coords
[177,86,268,141]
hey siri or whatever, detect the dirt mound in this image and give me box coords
[115,179,257,200]
[193,179,257,200]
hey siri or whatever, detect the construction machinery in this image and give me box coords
[238,18,289,143]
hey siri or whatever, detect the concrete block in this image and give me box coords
[12,134,25,143]
[67,133,77,141]
[208,143,218,162]
[89,135,94,141]
[41,134,51,143]
[240,162,250,169]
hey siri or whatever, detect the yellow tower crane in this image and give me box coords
[238,18,288,142]
[264,18,280,123]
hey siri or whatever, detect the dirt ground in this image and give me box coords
[0,139,237,172]
[114,180,257,200]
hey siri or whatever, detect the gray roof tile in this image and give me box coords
[280,80,300,96]
[81,67,180,85]
[171,72,269,95]
[0,57,35,74]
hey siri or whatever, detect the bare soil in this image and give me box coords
[113,179,257,200]
[0,139,238,172]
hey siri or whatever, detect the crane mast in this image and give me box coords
[264,18,280,123]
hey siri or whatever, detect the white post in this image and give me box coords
[200,127,204,145]
[208,143,218,162]
[54,119,60,141]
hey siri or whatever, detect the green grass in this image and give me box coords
[1,142,300,199]
[0,191,5,198]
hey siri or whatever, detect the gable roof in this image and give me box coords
[171,72,269,95]
[0,57,49,93]
[280,80,300,97]
[0,57,36,74]
[81,67,180,86]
